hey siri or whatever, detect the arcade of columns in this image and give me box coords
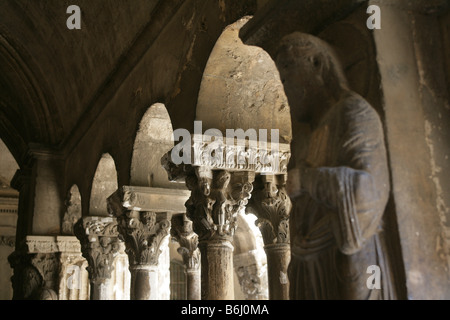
[7,135,292,300]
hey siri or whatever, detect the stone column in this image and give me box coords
[189,168,256,300]
[161,133,290,300]
[108,186,190,300]
[120,210,171,300]
[74,216,120,300]
[171,214,201,300]
[246,174,291,300]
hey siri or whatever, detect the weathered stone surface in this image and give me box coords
[196,17,292,144]
[276,32,393,300]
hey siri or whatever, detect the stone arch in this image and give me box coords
[89,153,118,216]
[61,184,82,236]
[195,16,292,144]
[130,103,184,189]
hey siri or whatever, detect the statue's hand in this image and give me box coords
[286,167,302,198]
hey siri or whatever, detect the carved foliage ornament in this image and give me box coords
[115,210,171,266]
[246,174,292,245]
[74,217,120,282]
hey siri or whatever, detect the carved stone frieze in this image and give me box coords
[161,134,291,176]
[26,236,58,253]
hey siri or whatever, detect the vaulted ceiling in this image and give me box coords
[0,0,161,162]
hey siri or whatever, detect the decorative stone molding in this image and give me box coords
[56,236,82,253]
[171,214,200,271]
[114,186,191,213]
[190,134,291,174]
[246,174,291,245]
[161,134,291,177]
[74,217,120,282]
[26,236,58,253]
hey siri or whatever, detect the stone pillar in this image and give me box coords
[120,210,171,300]
[171,214,201,300]
[74,216,120,300]
[246,174,291,300]
[108,186,190,300]
[188,168,256,300]
[161,133,290,300]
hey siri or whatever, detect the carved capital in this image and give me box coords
[8,249,58,300]
[115,211,172,266]
[246,174,291,245]
[74,217,120,282]
[171,214,200,271]
[30,253,59,294]
[185,168,255,242]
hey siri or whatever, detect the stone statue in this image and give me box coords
[275,32,394,299]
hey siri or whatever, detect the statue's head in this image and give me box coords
[275,32,348,122]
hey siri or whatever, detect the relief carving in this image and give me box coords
[246,174,292,245]
[171,214,200,271]
[115,210,171,266]
[74,217,120,282]
[184,168,255,242]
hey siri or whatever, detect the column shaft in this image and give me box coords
[265,243,290,300]
[199,240,234,300]
[185,269,201,300]
[129,265,159,300]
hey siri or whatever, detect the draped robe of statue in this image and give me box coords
[289,91,394,300]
